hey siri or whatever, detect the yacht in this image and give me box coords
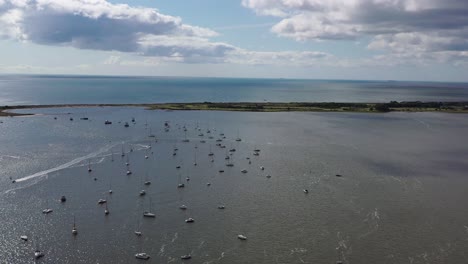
[185,218,195,223]
[237,235,247,240]
[135,253,150,260]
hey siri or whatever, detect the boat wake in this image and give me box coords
[14,143,119,183]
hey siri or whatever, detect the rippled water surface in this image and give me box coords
[1,107,468,263]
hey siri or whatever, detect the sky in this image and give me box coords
[0,0,467,81]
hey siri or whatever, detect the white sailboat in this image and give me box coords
[72,216,78,235]
[143,198,155,218]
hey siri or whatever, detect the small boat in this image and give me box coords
[60,196,67,202]
[335,174,343,177]
[253,152,259,156]
[260,166,265,170]
[104,120,112,125]
[20,235,28,241]
[226,163,234,167]
[303,189,309,194]
[241,169,248,173]
[80,117,89,120]
[185,218,194,223]
[200,140,206,143]
[182,139,190,143]
[229,148,236,152]
[218,170,224,173]
[236,138,241,142]
[139,190,146,196]
[181,254,192,260]
[237,234,247,240]
[143,211,155,218]
[145,155,148,159]
[218,205,225,209]
[144,181,151,185]
[126,170,132,175]
[207,183,211,186]
[69,117,73,121]
[135,253,150,260]
[178,183,185,188]
[186,177,190,181]
[134,231,142,236]
[254,149,261,152]
[176,166,181,169]
[266,175,271,178]
[109,189,113,194]
[97,199,107,204]
[124,122,130,127]
[132,117,135,123]
[179,205,187,210]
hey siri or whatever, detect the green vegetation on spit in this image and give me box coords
[1,101,468,117]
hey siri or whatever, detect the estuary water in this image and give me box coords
[0,107,468,263]
[1,75,468,105]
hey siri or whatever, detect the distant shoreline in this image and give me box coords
[1,101,468,116]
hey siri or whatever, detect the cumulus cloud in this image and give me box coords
[242,0,468,64]
[0,0,231,60]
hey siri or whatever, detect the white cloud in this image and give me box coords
[242,0,468,64]
[0,0,224,59]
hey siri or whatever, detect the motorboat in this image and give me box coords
[135,253,150,260]
[143,211,156,218]
[98,199,107,204]
[237,235,247,240]
[185,218,195,223]
[181,254,192,260]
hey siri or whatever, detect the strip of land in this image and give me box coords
[1,101,468,116]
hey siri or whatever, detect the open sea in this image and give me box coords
[1,75,468,105]
[0,75,468,263]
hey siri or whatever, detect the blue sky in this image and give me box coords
[0,0,467,81]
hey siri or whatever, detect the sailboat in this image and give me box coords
[235,129,242,142]
[134,217,142,236]
[208,145,214,157]
[182,130,190,142]
[87,159,92,172]
[143,198,155,218]
[105,202,110,215]
[72,216,78,235]
[148,127,156,138]
[34,237,45,259]
[193,150,197,166]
